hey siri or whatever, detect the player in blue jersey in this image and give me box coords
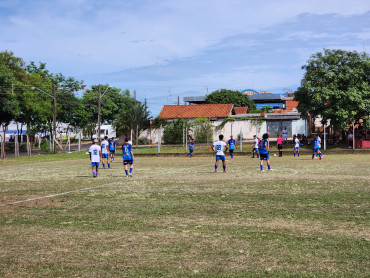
[89,139,101,178]
[186,139,195,157]
[211,134,228,173]
[122,138,134,177]
[109,137,117,161]
[312,134,323,160]
[101,136,111,169]
[228,135,236,160]
[293,135,300,157]
[258,133,272,172]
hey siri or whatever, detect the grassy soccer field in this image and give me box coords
[0,153,369,277]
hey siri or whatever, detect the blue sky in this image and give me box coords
[1,0,370,116]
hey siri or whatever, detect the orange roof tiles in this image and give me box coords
[285,100,298,110]
[158,104,233,119]
[234,107,248,114]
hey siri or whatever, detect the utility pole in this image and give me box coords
[97,86,102,144]
[178,96,180,105]
[52,84,57,153]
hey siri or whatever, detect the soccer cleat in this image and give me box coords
[128,173,133,177]
[223,170,226,173]
[126,175,129,178]
[215,170,217,173]
[268,169,273,171]
[260,170,264,172]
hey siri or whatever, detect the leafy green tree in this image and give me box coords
[27,61,85,134]
[163,118,188,144]
[82,85,131,138]
[192,118,213,144]
[116,101,151,145]
[295,49,370,129]
[205,89,256,109]
[0,51,23,158]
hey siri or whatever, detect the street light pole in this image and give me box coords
[52,84,57,153]
[97,86,102,144]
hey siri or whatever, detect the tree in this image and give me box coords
[27,61,85,135]
[192,118,213,144]
[163,119,188,144]
[295,49,370,129]
[82,85,130,138]
[0,51,22,158]
[116,101,151,145]
[205,89,256,109]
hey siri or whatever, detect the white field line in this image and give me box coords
[0,161,298,208]
[0,162,209,207]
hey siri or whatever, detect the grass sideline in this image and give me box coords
[0,154,369,277]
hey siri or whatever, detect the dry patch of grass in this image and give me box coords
[0,154,369,277]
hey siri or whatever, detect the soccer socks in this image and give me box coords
[108,163,111,169]
[260,165,263,171]
[268,165,271,170]
[103,163,105,169]
[125,170,128,176]
[215,165,218,172]
[223,165,226,172]
[298,153,300,157]
[190,153,192,157]
[294,153,296,157]
[92,171,96,177]
[129,168,133,174]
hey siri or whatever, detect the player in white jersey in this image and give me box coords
[89,139,102,178]
[101,136,111,169]
[293,135,300,157]
[252,135,259,158]
[211,134,228,173]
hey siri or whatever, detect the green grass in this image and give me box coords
[0,153,369,277]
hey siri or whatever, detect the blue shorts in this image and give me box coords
[260,153,269,160]
[253,147,258,152]
[313,148,320,152]
[91,162,99,167]
[294,147,299,150]
[102,154,109,159]
[216,155,225,161]
[123,160,134,165]
[189,148,193,153]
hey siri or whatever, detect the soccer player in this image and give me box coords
[211,134,228,173]
[228,135,236,160]
[89,139,101,178]
[122,138,134,177]
[282,127,288,143]
[312,134,323,160]
[293,135,300,157]
[186,139,195,157]
[101,136,111,169]
[252,135,259,158]
[109,137,117,161]
[277,134,283,157]
[259,133,272,172]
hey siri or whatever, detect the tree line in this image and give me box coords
[0,51,151,147]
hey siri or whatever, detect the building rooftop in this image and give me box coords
[158,104,233,119]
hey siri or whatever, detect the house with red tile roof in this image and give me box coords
[158,104,234,120]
